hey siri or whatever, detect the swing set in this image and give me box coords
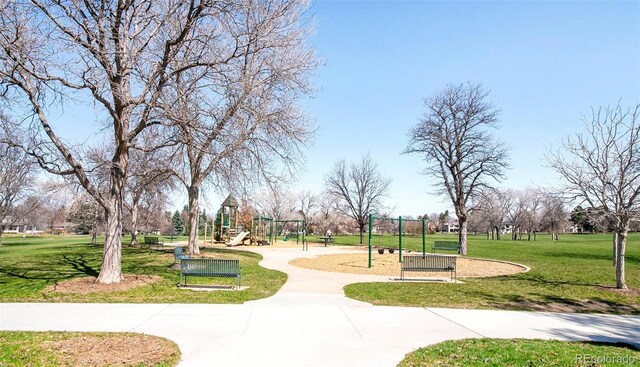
[367,214,427,268]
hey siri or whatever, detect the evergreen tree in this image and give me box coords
[199,209,208,233]
[172,210,185,235]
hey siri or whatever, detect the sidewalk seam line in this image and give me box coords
[339,306,363,338]
[242,306,255,336]
[424,308,487,338]
[128,304,172,333]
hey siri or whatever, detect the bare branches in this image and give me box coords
[548,102,640,289]
[324,154,392,244]
[405,83,510,254]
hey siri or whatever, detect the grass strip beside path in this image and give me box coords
[0,331,180,367]
[343,233,640,313]
[398,339,640,367]
[0,235,286,303]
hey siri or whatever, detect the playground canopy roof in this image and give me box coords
[220,194,238,208]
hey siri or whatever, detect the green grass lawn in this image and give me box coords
[398,338,640,367]
[340,233,640,314]
[0,331,180,366]
[0,235,286,303]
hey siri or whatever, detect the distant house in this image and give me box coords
[1,217,43,234]
[442,221,459,233]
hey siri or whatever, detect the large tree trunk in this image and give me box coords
[615,228,627,289]
[187,184,201,255]
[612,231,618,267]
[359,223,364,245]
[130,200,139,247]
[97,200,124,284]
[459,218,468,255]
[96,155,126,284]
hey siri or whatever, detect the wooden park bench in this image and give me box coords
[173,247,190,263]
[401,255,457,281]
[143,236,164,250]
[432,241,461,254]
[179,258,241,289]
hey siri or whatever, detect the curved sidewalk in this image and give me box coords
[1,245,639,367]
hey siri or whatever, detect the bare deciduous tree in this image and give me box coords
[548,103,640,289]
[162,0,316,255]
[0,140,35,245]
[68,194,104,245]
[325,154,392,244]
[295,190,317,233]
[255,188,294,223]
[539,192,566,241]
[0,0,314,281]
[405,83,509,255]
[125,147,176,247]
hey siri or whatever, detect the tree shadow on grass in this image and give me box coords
[462,288,640,314]
[61,254,99,277]
[511,273,596,288]
[0,253,100,281]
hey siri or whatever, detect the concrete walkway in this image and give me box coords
[1,245,639,366]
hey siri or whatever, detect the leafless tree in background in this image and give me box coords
[68,194,104,245]
[314,193,338,235]
[0,136,35,245]
[125,146,176,247]
[405,83,510,254]
[522,188,543,241]
[162,0,316,255]
[295,191,317,233]
[325,154,392,244]
[255,188,295,223]
[39,181,72,234]
[471,188,507,240]
[539,192,566,241]
[0,0,315,281]
[548,103,640,289]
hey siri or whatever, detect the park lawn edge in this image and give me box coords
[0,238,287,304]
[397,338,640,367]
[0,331,181,367]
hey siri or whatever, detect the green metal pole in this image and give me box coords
[368,214,373,268]
[399,216,403,263]
[270,221,273,243]
[422,217,426,255]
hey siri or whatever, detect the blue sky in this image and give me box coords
[243,0,640,217]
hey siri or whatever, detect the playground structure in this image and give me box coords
[214,194,239,243]
[251,215,273,245]
[273,219,305,244]
[367,214,427,268]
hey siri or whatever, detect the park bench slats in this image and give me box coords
[174,247,190,263]
[179,258,241,289]
[143,236,164,250]
[432,241,461,254]
[401,255,457,281]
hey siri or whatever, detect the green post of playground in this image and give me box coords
[399,216,403,263]
[269,222,273,243]
[422,217,426,255]
[368,214,373,268]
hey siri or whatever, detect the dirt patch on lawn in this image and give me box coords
[596,285,640,296]
[290,252,527,278]
[48,274,162,294]
[43,333,179,366]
